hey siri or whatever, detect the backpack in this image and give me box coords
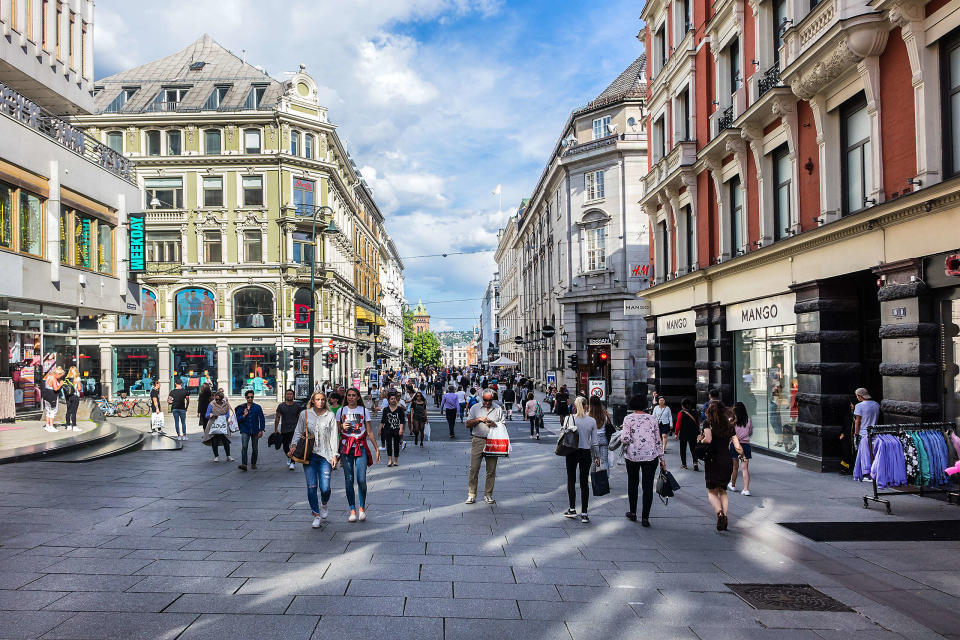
[467,395,479,408]
[534,402,543,419]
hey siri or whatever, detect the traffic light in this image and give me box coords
[279,350,289,370]
[567,353,579,371]
[597,351,609,367]
[324,353,334,367]
[331,352,339,364]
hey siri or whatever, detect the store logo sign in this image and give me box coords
[726,294,796,331]
[128,213,145,273]
[657,310,696,336]
[740,304,779,324]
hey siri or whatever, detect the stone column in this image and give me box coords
[791,278,861,472]
[874,259,939,423]
[157,339,170,393]
[644,316,657,407]
[694,303,732,406]
[217,339,229,396]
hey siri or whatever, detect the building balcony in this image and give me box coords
[734,65,794,132]
[644,140,697,194]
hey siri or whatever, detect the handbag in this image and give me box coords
[288,426,315,464]
[656,468,679,504]
[227,411,239,433]
[424,422,431,441]
[208,414,229,435]
[483,423,511,456]
[555,416,579,456]
[590,468,610,496]
[608,429,623,451]
[693,440,714,463]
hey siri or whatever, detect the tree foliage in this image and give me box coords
[411,331,442,368]
[402,308,415,354]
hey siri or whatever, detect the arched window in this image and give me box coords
[294,288,312,329]
[175,287,216,331]
[118,288,157,331]
[233,287,274,329]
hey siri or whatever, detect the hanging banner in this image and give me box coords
[128,212,145,273]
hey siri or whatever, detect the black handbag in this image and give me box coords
[555,417,579,456]
[591,468,610,496]
[693,441,714,463]
[288,428,314,464]
[656,468,679,504]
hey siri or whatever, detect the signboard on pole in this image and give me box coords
[588,378,606,402]
[294,374,310,401]
[369,370,379,387]
[546,370,557,386]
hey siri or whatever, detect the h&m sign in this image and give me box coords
[725,293,796,331]
[128,213,145,273]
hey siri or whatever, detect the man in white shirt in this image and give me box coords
[464,390,504,505]
[853,387,880,445]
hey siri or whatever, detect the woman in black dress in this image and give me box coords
[675,397,701,471]
[698,401,744,531]
[197,383,212,430]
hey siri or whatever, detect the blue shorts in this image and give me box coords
[732,442,752,459]
[659,424,672,436]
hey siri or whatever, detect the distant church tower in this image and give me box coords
[413,299,430,334]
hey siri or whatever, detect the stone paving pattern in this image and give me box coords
[0,401,959,639]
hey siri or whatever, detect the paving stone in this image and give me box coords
[371,553,451,564]
[0,572,43,590]
[751,610,882,631]
[513,567,607,586]
[165,593,293,614]
[565,621,700,640]
[124,576,247,594]
[286,594,404,615]
[40,612,199,640]
[405,597,521,619]
[311,615,443,639]
[323,562,420,580]
[0,610,75,639]
[556,584,659,603]
[454,581,561,601]
[99,536,195,550]
[0,589,68,610]
[21,574,145,592]
[43,557,154,575]
[346,579,452,597]
[44,591,181,612]
[420,564,516,583]
[134,560,242,577]
[236,577,349,596]
[518,599,638,621]
[443,618,572,640]
[123,549,213,561]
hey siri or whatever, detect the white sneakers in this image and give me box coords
[288,462,296,470]
[319,505,328,520]
[741,490,752,496]
[43,425,57,433]
[348,512,357,523]
[465,495,476,504]
[311,516,322,529]
[358,510,367,522]
[727,483,739,492]
[212,456,220,462]
[227,456,234,461]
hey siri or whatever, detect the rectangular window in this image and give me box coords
[291,131,300,156]
[166,130,181,156]
[42,0,48,49]
[145,232,180,263]
[145,130,161,156]
[97,221,113,274]
[106,131,123,153]
[293,178,315,215]
[55,1,62,60]
[773,146,792,240]
[204,129,221,155]
[68,10,75,69]
[242,176,263,207]
[244,230,262,262]
[202,177,223,208]
[585,170,605,200]
[678,88,690,140]
[657,220,669,277]
[244,129,261,154]
[841,94,871,215]
[293,232,314,264]
[244,85,267,109]
[19,192,42,256]
[204,85,230,110]
[59,207,70,263]
[80,20,87,77]
[773,0,787,65]
[655,25,667,72]
[684,205,696,272]
[592,116,611,140]
[585,226,607,271]
[0,182,13,249]
[144,177,183,209]
[729,176,745,255]
[942,32,960,177]
[74,214,92,268]
[305,134,314,159]
[654,116,666,160]
[203,231,222,263]
[729,37,741,91]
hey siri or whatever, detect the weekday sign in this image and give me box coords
[128,213,146,273]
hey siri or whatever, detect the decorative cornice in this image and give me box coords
[788,22,888,100]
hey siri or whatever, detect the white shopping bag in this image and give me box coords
[150,412,165,431]
[424,422,431,441]
[208,414,229,435]
[483,423,511,456]
[227,410,239,433]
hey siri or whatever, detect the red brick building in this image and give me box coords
[640,0,960,470]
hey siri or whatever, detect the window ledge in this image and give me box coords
[583,198,606,206]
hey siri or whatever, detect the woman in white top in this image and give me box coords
[289,391,340,528]
[651,396,674,455]
[456,386,467,423]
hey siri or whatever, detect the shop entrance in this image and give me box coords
[656,333,697,407]
[941,294,960,428]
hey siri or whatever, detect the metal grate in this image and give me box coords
[725,583,855,612]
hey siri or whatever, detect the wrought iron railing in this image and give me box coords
[757,64,782,97]
[718,105,735,131]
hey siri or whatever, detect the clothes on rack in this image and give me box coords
[868,435,907,489]
[910,432,930,486]
[918,430,949,487]
[855,427,955,488]
[898,433,919,481]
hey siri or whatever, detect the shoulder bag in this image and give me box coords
[288,422,315,464]
[555,416,579,456]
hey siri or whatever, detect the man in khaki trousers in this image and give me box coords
[464,390,503,505]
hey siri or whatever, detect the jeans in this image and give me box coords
[467,436,498,497]
[211,434,230,457]
[679,435,698,468]
[626,459,660,519]
[241,432,260,466]
[304,454,333,514]
[341,453,368,509]
[445,409,458,436]
[529,416,540,436]
[171,409,187,436]
[459,402,466,420]
[65,395,80,426]
[566,449,591,512]
[382,427,401,457]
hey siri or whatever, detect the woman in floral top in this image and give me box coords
[619,394,667,527]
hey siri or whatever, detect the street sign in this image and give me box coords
[294,374,310,401]
[327,339,334,349]
[352,377,361,389]
[369,370,379,386]
[588,378,606,402]
[541,325,556,338]
[514,336,523,345]
[546,370,557,386]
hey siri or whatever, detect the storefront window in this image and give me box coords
[230,347,277,396]
[114,346,158,396]
[97,222,113,273]
[74,214,92,268]
[20,191,43,256]
[60,207,70,262]
[118,288,157,331]
[171,346,217,395]
[734,325,799,455]
[175,287,216,331]
[78,346,101,397]
[44,319,78,373]
[233,287,273,329]
[0,182,12,248]
[6,317,42,411]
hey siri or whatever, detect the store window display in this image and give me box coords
[230,347,277,397]
[171,347,217,394]
[175,288,216,331]
[118,289,157,331]
[114,346,159,396]
[734,325,799,455]
[233,287,273,329]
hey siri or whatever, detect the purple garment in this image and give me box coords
[440,392,459,411]
[853,435,874,481]
[869,434,906,489]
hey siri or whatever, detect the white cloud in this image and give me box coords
[355,35,439,106]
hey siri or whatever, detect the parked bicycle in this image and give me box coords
[93,396,151,418]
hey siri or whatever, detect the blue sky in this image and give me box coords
[95,0,645,330]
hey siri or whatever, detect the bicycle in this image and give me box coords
[94,398,120,417]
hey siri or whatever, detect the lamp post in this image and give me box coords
[295,204,336,395]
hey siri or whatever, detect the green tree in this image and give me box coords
[402,307,415,356]
[411,331,442,368]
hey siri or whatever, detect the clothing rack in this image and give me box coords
[862,422,959,514]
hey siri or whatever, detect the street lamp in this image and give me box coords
[295,204,337,395]
[608,329,618,346]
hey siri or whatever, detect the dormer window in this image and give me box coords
[103,86,139,113]
[150,86,189,112]
[189,61,206,71]
[204,85,230,110]
[244,85,268,109]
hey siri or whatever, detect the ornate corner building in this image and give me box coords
[72,34,401,401]
[640,0,960,469]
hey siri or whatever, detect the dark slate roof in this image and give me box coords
[93,34,284,114]
[577,54,646,114]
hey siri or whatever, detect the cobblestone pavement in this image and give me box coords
[0,401,958,639]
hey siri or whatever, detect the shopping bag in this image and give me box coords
[424,422,431,441]
[150,412,165,431]
[590,468,610,496]
[227,411,239,433]
[208,415,229,435]
[483,423,511,456]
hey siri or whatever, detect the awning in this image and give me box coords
[489,356,518,367]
